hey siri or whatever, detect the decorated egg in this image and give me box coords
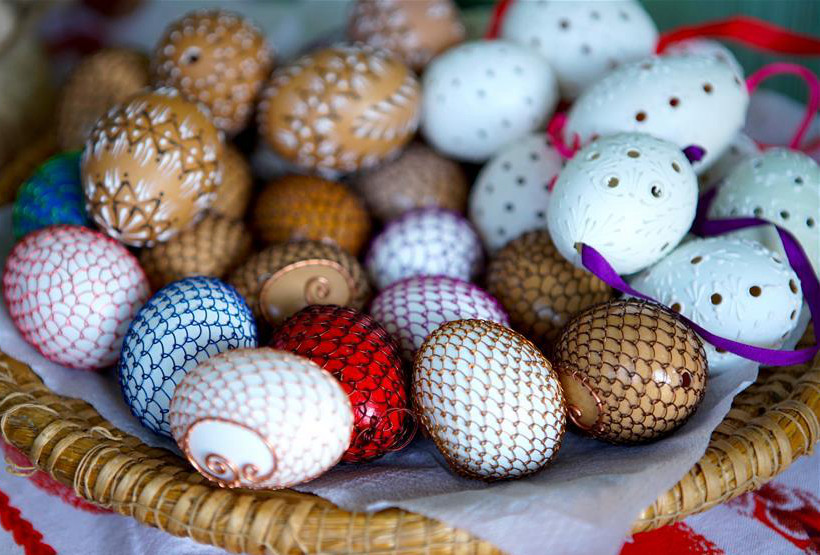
[82,88,223,247]
[153,10,273,136]
[553,299,707,443]
[565,54,750,172]
[500,0,657,99]
[369,275,508,361]
[547,133,698,275]
[258,44,420,173]
[630,237,803,372]
[365,208,483,290]
[169,348,353,489]
[709,148,819,275]
[347,0,465,71]
[252,175,371,255]
[486,229,611,349]
[211,144,253,219]
[138,214,252,290]
[228,240,370,324]
[414,319,566,480]
[469,133,563,252]
[12,151,89,240]
[697,132,760,193]
[56,48,150,150]
[2,225,149,370]
[421,40,558,162]
[271,305,407,462]
[118,276,257,437]
[355,142,468,222]
[662,38,744,80]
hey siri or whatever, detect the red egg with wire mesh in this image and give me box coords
[270,305,410,462]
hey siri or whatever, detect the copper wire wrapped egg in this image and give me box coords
[252,175,371,255]
[138,214,252,290]
[211,144,253,219]
[553,299,708,444]
[486,230,611,350]
[153,10,273,136]
[228,240,370,324]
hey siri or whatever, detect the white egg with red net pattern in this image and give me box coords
[414,319,566,480]
[2,225,149,370]
[170,348,353,489]
[368,275,508,362]
[365,208,483,290]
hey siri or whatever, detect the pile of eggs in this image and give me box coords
[2,0,815,490]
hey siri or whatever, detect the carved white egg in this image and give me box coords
[663,39,744,79]
[365,208,483,290]
[709,148,820,275]
[697,132,761,193]
[421,40,558,162]
[565,54,750,173]
[500,0,658,99]
[547,133,698,275]
[469,133,563,252]
[630,237,803,372]
[170,348,353,489]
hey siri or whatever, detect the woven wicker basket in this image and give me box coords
[1,142,818,554]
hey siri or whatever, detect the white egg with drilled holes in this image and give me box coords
[663,38,745,80]
[547,133,698,275]
[469,133,563,252]
[500,0,658,99]
[630,237,803,372]
[565,54,749,173]
[698,132,761,193]
[421,40,558,162]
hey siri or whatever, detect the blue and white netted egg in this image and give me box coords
[118,276,258,437]
[12,151,88,240]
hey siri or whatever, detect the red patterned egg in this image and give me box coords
[271,305,408,463]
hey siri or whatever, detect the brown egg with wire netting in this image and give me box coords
[252,175,371,255]
[552,299,708,445]
[138,214,252,290]
[210,144,253,220]
[486,229,612,351]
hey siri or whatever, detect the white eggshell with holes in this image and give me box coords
[547,133,698,275]
[663,39,745,80]
[630,237,803,372]
[697,133,761,193]
[469,133,563,252]
[500,0,658,99]
[365,208,483,290]
[421,40,559,162]
[565,54,750,173]
[709,148,820,276]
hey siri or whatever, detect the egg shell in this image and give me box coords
[414,319,566,480]
[630,236,803,372]
[56,48,150,151]
[365,208,483,290]
[228,240,370,325]
[2,225,150,370]
[469,133,563,252]
[662,38,745,80]
[565,54,749,173]
[118,276,257,437]
[153,10,273,136]
[486,229,611,350]
[500,0,658,99]
[138,214,252,290]
[421,40,559,162]
[348,0,465,71]
[252,175,371,255]
[697,132,760,193]
[270,305,408,463]
[547,132,698,275]
[82,88,224,247]
[369,275,509,362]
[12,151,89,240]
[553,299,707,444]
[355,142,468,222]
[169,348,353,489]
[258,44,420,173]
[708,148,819,275]
[211,143,253,219]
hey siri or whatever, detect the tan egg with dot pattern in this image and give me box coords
[211,144,253,219]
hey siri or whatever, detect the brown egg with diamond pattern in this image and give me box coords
[211,144,252,220]
[553,299,708,444]
[138,214,252,290]
[252,175,371,255]
[486,229,611,351]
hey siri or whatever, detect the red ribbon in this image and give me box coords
[485,0,513,40]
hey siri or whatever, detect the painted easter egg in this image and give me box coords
[211,144,253,219]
